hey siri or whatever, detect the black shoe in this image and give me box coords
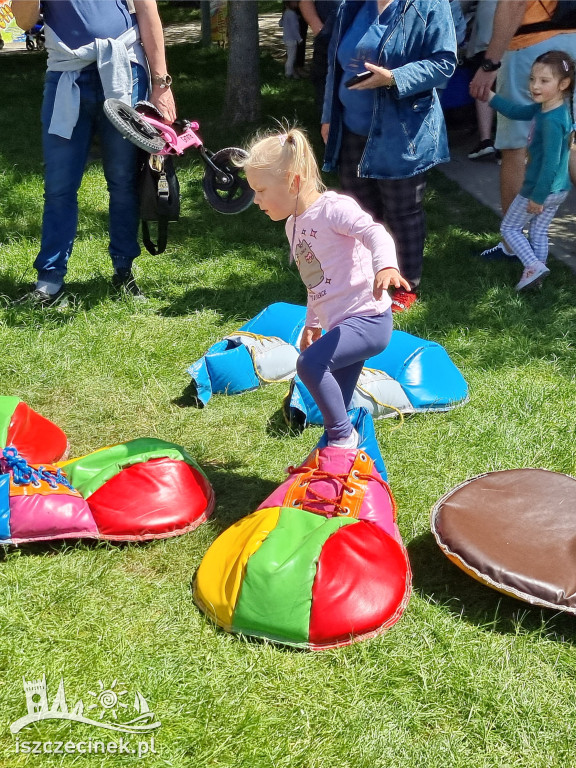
[112,270,145,298]
[15,286,67,307]
[468,139,497,160]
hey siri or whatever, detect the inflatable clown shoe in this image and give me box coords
[0,447,95,545]
[258,444,397,539]
[61,438,215,541]
[0,439,214,545]
[194,447,411,649]
[287,329,469,428]
[187,303,468,424]
[0,396,68,464]
[187,302,306,406]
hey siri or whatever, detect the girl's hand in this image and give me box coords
[300,326,322,351]
[373,268,411,299]
[527,199,544,214]
[348,62,394,90]
[321,123,330,144]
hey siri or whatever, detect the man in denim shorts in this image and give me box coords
[470,0,576,260]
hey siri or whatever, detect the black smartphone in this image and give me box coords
[344,70,374,88]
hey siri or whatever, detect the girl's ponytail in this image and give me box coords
[239,124,325,195]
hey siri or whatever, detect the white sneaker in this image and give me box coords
[515,262,550,291]
[327,429,359,449]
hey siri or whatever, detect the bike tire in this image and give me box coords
[103,99,166,154]
[202,147,254,215]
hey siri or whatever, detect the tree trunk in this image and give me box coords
[223,0,261,124]
[200,0,212,47]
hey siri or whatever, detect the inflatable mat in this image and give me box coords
[431,469,576,614]
[194,445,411,649]
[0,396,68,464]
[186,303,468,420]
[0,437,214,545]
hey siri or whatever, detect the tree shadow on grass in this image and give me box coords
[0,275,153,328]
[407,531,576,644]
[158,275,303,321]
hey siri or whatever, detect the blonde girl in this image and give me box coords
[240,127,409,448]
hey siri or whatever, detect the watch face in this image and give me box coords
[482,59,499,72]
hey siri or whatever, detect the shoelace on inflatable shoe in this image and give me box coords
[1,446,74,491]
[286,464,395,518]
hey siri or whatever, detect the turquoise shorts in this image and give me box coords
[495,32,576,150]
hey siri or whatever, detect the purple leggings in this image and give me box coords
[296,310,393,441]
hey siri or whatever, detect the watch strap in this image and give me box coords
[151,74,173,88]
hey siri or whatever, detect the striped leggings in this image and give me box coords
[501,191,569,267]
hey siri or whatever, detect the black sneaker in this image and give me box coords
[15,286,67,307]
[479,243,518,261]
[468,139,497,160]
[112,270,145,298]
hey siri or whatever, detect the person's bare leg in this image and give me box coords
[476,99,495,143]
[500,147,527,214]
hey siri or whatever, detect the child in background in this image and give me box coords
[486,50,575,291]
[239,127,409,448]
[280,1,302,79]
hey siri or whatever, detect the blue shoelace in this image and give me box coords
[1,446,74,491]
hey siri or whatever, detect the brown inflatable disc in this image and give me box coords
[431,469,576,614]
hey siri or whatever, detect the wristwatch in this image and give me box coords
[151,74,173,89]
[386,72,396,89]
[480,58,501,72]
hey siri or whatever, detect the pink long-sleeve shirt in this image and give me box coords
[285,191,399,330]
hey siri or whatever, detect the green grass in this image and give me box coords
[1,41,576,768]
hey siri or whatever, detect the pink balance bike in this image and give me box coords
[103,98,253,215]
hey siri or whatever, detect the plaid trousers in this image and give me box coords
[338,130,427,291]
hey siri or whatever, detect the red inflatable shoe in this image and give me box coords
[0,396,68,464]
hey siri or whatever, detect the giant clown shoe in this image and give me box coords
[194,412,411,650]
[186,303,469,424]
[0,398,214,545]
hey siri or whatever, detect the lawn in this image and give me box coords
[1,37,576,768]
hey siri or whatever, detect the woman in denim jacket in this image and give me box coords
[321,0,457,311]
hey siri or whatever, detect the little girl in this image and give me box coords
[488,50,575,291]
[240,127,409,448]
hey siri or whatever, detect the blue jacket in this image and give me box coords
[322,0,457,179]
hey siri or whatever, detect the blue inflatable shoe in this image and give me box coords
[313,408,387,478]
[187,302,306,406]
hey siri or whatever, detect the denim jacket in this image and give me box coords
[322,0,457,179]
